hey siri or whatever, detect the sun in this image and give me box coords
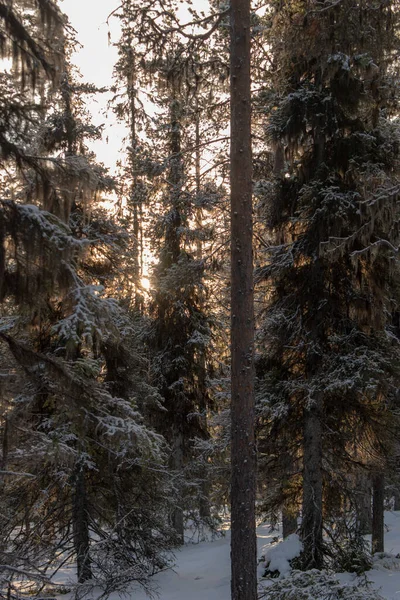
[141,276,151,291]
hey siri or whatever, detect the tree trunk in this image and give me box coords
[165,93,182,265]
[195,102,203,262]
[72,463,92,583]
[372,473,385,554]
[230,0,257,596]
[1,415,8,470]
[301,402,323,569]
[199,481,211,519]
[281,446,298,538]
[127,47,143,311]
[194,103,211,522]
[171,428,185,544]
[282,508,298,539]
[356,474,372,535]
[394,487,400,511]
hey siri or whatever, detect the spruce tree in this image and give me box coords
[113,0,231,539]
[256,0,400,568]
[0,5,178,594]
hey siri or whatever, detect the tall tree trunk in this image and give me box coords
[356,474,372,535]
[230,0,257,596]
[165,93,182,265]
[1,415,8,471]
[394,486,400,511]
[281,446,298,538]
[171,427,185,544]
[198,360,211,521]
[0,416,8,547]
[301,402,323,569]
[199,481,211,520]
[195,102,203,262]
[166,88,185,543]
[127,46,143,311]
[282,508,298,539]
[194,103,211,521]
[72,463,92,583]
[372,473,385,554]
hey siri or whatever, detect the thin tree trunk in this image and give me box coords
[198,366,211,521]
[125,42,144,312]
[230,0,257,596]
[167,88,185,544]
[301,402,323,569]
[194,104,211,521]
[166,92,182,265]
[72,463,92,583]
[199,481,211,519]
[0,417,8,550]
[195,104,203,261]
[372,473,385,554]
[171,428,185,544]
[198,383,211,520]
[1,415,8,471]
[281,446,298,538]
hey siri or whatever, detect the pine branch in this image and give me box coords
[0,2,53,76]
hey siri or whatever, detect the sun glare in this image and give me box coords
[141,276,151,291]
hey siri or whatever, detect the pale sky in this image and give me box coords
[59,0,214,286]
[59,0,211,173]
[60,0,126,172]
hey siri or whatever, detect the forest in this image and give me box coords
[1,0,400,599]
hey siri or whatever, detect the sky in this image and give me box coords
[59,0,211,172]
[58,0,212,287]
[60,0,126,171]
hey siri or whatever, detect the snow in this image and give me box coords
[367,512,400,600]
[154,524,275,598]
[54,514,400,600]
[261,533,303,577]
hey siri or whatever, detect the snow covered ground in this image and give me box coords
[368,511,400,599]
[54,512,400,599]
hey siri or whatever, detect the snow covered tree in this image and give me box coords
[112,0,232,540]
[256,0,400,568]
[146,52,216,541]
[0,6,178,594]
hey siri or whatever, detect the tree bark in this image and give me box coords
[194,103,212,522]
[199,481,211,520]
[1,415,8,471]
[282,508,298,539]
[372,473,385,554]
[281,447,298,538]
[126,46,144,311]
[72,463,92,583]
[230,0,257,597]
[394,487,400,511]
[301,402,323,570]
[356,474,372,535]
[171,427,185,544]
[166,93,182,265]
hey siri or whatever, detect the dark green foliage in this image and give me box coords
[256,0,400,567]
[259,569,384,600]
[0,3,179,595]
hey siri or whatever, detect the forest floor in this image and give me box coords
[367,511,400,599]
[54,511,400,599]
